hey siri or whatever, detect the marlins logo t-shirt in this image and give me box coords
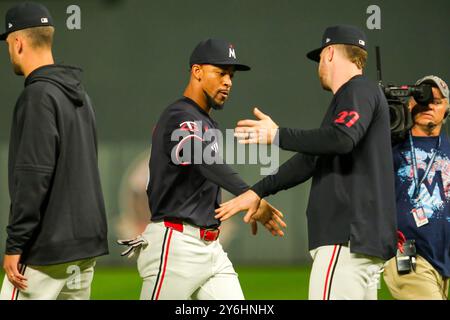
[393,133,450,277]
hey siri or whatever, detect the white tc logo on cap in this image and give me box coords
[229,47,236,59]
[8,23,12,29]
[41,17,48,23]
[326,38,331,43]
[359,39,366,46]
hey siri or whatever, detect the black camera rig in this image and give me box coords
[376,47,434,144]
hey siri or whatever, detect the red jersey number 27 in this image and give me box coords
[334,111,360,128]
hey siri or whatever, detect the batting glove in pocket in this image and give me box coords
[117,235,149,258]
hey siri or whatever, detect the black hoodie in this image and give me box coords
[6,64,109,265]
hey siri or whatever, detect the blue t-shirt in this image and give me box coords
[393,133,450,277]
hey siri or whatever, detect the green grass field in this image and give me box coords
[1,266,395,300]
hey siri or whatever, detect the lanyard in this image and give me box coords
[409,131,441,199]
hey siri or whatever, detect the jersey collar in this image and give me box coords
[334,74,364,97]
[182,96,218,125]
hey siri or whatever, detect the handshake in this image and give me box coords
[215,107,287,237]
[215,189,286,237]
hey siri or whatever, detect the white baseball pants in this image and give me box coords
[0,258,96,300]
[137,221,244,300]
[309,244,385,300]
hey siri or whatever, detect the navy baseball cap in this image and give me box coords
[189,38,251,71]
[307,25,368,62]
[0,2,54,41]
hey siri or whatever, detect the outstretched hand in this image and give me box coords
[250,200,287,236]
[215,190,287,237]
[234,107,279,144]
[215,189,261,222]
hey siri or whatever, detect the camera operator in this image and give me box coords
[383,75,450,300]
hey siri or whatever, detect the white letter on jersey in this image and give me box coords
[66,5,81,30]
[366,5,381,30]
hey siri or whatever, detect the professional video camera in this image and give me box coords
[382,83,433,143]
[376,47,434,144]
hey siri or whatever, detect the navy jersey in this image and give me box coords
[306,75,397,260]
[251,75,397,259]
[393,133,450,277]
[148,97,223,228]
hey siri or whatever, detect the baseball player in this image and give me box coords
[0,3,108,300]
[119,38,286,300]
[215,25,398,299]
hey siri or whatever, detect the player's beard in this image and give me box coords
[318,70,331,91]
[10,58,23,76]
[203,89,225,111]
[318,61,331,92]
[319,77,331,91]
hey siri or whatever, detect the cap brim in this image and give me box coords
[306,47,324,62]
[212,62,251,71]
[192,60,251,71]
[232,64,251,71]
